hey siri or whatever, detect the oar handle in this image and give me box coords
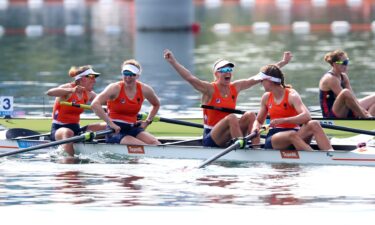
[60,101,92,110]
[198,128,262,169]
[138,113,203,129]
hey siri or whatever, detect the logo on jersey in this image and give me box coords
[120,98,126,104]
[215,98,221,104]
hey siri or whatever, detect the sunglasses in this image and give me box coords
[217,67,233,73]
[122,70,137,77]
[335,59,349,66]
[85,74,98,79]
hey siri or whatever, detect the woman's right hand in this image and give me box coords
[108,121,121,134]
[163,49,175,64]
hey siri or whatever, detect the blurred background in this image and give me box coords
[0,0,374,117]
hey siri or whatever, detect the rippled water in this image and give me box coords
[1,1,375,223]
[1,154,375,223]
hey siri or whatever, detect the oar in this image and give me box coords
[12,132,50,140]
[198,127,264,169]
[60,101,93,110]
[320,123,375,136]
[0,129,114,158]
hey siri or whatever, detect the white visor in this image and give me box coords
[213,59,235,71]
[253,72,281,83]
[122,64,140,75]
[74,68,100,81]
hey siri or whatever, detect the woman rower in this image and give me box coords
[164,49,292,148]
[319,49,375,118]
[46,65,106,156]
[91,59,161,145]
[251,64,333,151]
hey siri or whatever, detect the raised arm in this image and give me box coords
[45,83,85,100]
[163,49,212,95]
[234,51,293,92]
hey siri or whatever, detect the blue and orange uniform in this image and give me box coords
[265,88,300,149]
[50,83,88,141]
[106,81,145,143]
[319,71,355,118]
[202,83,238,147]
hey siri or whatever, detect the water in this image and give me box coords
[1,1,375,223]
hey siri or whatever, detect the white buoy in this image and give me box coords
[0,26,4,37]
[293,21,310,35]
[28,0,43,9]
[252,22,271,35]
[212,23,231,35]
[0,0,8,10]
[276,0,292,9]
[64,0,80,9]
[205,0,221,8]
[311,0,327,7]
[65,25,84,36]
[105,25,121,35]
[25,25,43,37]
[331,21,350,35]
[99,0,113,5]
[240,0,255,8]
[371,21,375,33]
[346,0,362,7]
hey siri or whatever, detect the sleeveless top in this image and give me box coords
[52,83,88,124]
[203,83,238,129]
[267,88,299,129]
[319,71,345,117]
[107,81,144,123]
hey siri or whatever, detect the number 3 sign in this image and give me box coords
[0,96,14,116]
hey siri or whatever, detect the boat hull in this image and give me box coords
[73,142,375,167]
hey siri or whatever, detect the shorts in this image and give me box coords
[202,128,220,147]
[50,123,81,141]
[106,121,145,144]
[264,128,298,149]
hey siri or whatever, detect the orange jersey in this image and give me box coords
[107,81,144,123]
[203,83,238,128]
[267,88,299,129]
[52,84,88,124]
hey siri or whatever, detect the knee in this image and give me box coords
[288,131,300,141]
[226,113,238,123]
[306,120,321,131]
[243,111,256,121]
[340,89,354,99]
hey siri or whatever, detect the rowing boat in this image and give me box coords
[1,116,375,138]
[1,129,375,167]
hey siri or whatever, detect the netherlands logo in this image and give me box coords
[120,98,126,104]
[215,98,221,104]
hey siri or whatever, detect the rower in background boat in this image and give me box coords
[46,65,106,156]
[319,49,375,118]
[164,49,292,148]
[251,64,334,151]
[91,59,161,146]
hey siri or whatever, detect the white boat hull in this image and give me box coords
[73,142,375,167]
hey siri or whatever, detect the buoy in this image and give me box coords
[331,21,350,35]
[28,0,43,9]
[105,25,121,35]
[212,23,231,35]
[0,0,8,10]
[25,25,43,37]
[252,22,271,35]
[0,26,4,37]
[293,21,310,35]
[240,0,255,8]
[205,0,221,8]
[311,0,327,7]
[65,25,84,36]
[346,0,362,7]
[191,22,201,34]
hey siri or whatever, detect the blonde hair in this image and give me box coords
[122,59,142,74]
[260,64,292,89]
[324,50,348,66]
